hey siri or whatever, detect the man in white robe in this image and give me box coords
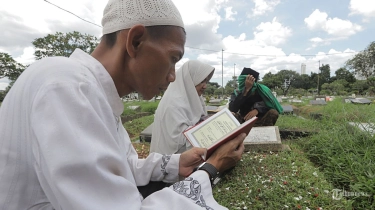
[0,0,246,209]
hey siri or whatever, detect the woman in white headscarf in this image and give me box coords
[150,60,215,154]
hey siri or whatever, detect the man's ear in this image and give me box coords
[126,25,147,58]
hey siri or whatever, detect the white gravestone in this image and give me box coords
[244,126,283,151]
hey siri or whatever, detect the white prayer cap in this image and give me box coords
[102,0,184,35]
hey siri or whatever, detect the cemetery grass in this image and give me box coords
[295,99,375,209]
[213,146,351,210]
[122,100,160,116]
[124,99,375,209]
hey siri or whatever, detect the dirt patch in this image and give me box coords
[131,142,150,159]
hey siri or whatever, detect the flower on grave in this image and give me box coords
[294,196,302,201]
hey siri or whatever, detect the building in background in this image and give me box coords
[301,63,306,75]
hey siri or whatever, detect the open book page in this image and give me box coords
[184,108,240,148]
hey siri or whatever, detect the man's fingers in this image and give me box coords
[231,133,246,148]
[193,147,207,157]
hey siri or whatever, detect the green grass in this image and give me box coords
[122,101,159,116]
[295,100,375,209]
[214,145,351,209]
[123,115,154,141]
[123,98,375,209]
[275,115,321,131]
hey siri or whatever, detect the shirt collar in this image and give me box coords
[70,49,124,117]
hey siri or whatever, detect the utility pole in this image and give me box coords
[233,63,236,89]
[317,60,320,95]
[222,49,224,99]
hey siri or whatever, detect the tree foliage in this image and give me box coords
[32,31,99,60]
[208,82,220,88]
[0,52,25,101]
[205,84,217,96]
[334,67,356,84]
[0,52,25,81]
[346,41,375,80]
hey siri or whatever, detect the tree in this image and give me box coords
[208,82,220,88]
[0,52,25,101]
[205,84,217,96]
[224,79,236,95]
[321,80,346,95]
[262,72,280,89]
[318,64,331,92]
[346,41,375,80]
[33,31,99,60]
[0,52,25,81]
[351,80,369,95]
[214,87,224,97]
[293,74,313,90]
[335,67,356,84]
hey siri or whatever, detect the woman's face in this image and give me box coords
[195,71,214,96]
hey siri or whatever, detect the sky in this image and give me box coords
[1,0,375,90]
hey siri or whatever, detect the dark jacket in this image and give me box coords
[229,89,269,119]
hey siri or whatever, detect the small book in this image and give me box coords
[184,107,258,160]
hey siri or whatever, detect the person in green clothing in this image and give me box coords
[229,68,283,126]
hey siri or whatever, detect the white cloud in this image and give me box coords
[15,47,35,66]
[304,9,362,37]
[249,0,280,17]
[253,17,292,46]
[304,9,328,30]
[173,0,224,49]
[349,0,375,18]
[192,30,356,84]
[310,37,324,43]
[225,7,237,21]
[0,0,104,63]
[173,0,222,26]
[0,78,10,91]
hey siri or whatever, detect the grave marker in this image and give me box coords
[140,123,153,142]
[282,105,293,115]
[348,122,375,136]
[244,126,285,151]
[310,100,327,105]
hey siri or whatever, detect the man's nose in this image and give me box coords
[168,68,176,82]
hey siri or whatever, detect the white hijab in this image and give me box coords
[150,60,215,154]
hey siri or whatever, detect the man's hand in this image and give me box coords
[244,109,258,121]
[179,147,206,177]
[244,74,255,93]
[206,133,246,173]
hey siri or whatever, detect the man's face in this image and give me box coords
[127,27,186,100]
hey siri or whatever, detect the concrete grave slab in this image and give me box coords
[282,105,293,114]
[207,107,220,115]
[128,105,141,111]
[351,98,372,104]
[244,126,283,151]
[310,100,327,105]
[209,99,221,105]
[140,123,153,142]
[291,99,302,103]
[348,122,375,136]
[343,98,372,104]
